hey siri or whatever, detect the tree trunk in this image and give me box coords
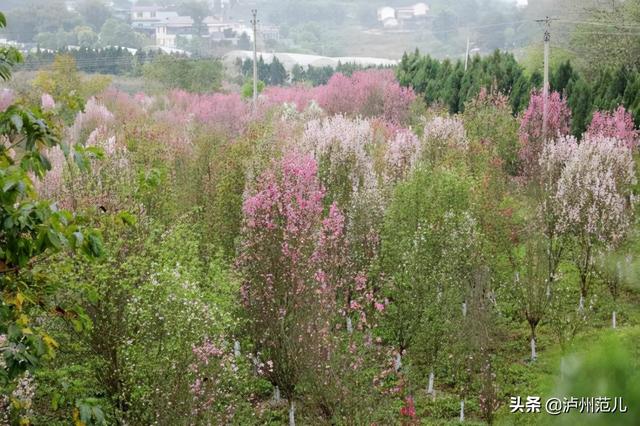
[427,369,434,394]
[460,399,465,422]
[289,400,296,426]
[612,310,617,329]
[530,336,537,361]
[394,353,402,372]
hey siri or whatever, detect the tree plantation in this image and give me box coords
[1,5,640,426]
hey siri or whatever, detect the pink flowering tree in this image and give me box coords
[519,90,572,177]
[317,70,416,123]
[302,116,386,332]
[261,70,416,124]
[550,134,636,309]
[36,98,133,212]
[41,93,55,111]
[586,106,639,148]
[167,90,250,136]
[238,151,346,422]
[261,85,319,112]
[188,338,248,423]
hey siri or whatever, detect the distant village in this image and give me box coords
[1,1,280,54]
[376,3,430,30]
[0,1,451,53]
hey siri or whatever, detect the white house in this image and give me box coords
[155,16,195,48]
[155,16,277,49]
[131,6,180,34]
[377,7,395,22]
[397,3,430,21]
[377,3,429,28]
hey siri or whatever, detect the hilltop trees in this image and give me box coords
[99,18,145,49]
[76,0,111,32]
[397,51,640,131]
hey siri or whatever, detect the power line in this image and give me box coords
[556,19,640,29]
[555,30,640,36]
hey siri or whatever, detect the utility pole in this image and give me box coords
[251,9,259,109]
[464,36,470,72]
[537,16,552,139]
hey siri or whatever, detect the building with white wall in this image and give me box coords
[131,6,180,34]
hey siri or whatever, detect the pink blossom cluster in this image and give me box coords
[0,88,14,112]
[586,106,639,149]
[385,129,421,183]
[261,85,318,112]
[167,90,250,136]
[188,338,235,418]
[33,145,66,200]
[100,89,150,122]
[546,134,636,245]
[423,116,467,148]
[41,93,55,111]
[192,339,224,366]
[302,115,380,205]
[519,90,572,175]
[301,116,390,330]
[68,97,115,146]
[400,395,417,418]
[318,70,416,123]
[239,151,348,381]
[262,70,416,123]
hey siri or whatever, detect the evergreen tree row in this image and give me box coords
[18,48,184,76]
[237,56,390,87]
[237,56,289,86]
[397,49,640,136]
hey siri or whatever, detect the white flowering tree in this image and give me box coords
[550,135,636,309]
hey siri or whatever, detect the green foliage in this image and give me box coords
[99,18,145,49]
[398,50,640,128]
[238,56,289,87]
[143,55,224,93]
[178,1,210,36]
[551,332,640,424]
[379,166,478,357]
[463,89,520,175]
[241,79,265,99]
[0,12,21,81]
[0,34,103,388]
[398,50,527,115]
[33,54,111,122]
[76,0,111,32]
